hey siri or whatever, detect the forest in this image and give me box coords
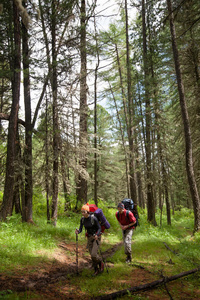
[0,0,200,299]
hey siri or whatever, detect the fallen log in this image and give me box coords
[93,267,200,300]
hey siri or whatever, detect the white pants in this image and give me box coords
[122,228,133,256]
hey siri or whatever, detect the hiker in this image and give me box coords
[116,202,136,263]
[75,204,104,275]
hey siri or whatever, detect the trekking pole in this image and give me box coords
[96,240,109,273]
[76,231,79,275]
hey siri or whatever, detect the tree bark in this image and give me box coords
[59,136,71,211]
[76,0,88,205]
[94,14,99,206]
[141,0,156,225]
[45,95,50,222]
[22,4,33,223]
[0,0,21,220]
[125,0,137,203]
[167,0,200,232]
[13,128,22,215]
[156,108,171,225]
[109,82,130,197]
[51,0,59,226]
[114,41,130,197]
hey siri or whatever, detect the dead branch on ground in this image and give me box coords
[93,267,200,300]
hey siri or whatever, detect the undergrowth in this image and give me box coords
[0,203,199,299]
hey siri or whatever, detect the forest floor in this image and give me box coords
[0,240,200,300]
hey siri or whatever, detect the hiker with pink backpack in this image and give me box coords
[75,204,110,275]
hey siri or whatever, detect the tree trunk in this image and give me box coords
[59,135,71,211]
[141,0,156,225]
[109,82,130,197]
[94,71,97,205]
[45,95,50,222]
[167,0,200,232]
[158,134,171,225]
[155,91,171,225]
[136,81,146,210]
[13,128,22,215]
[125,0,137,203]
[94,15,99,206]
[114,42,130,197]
[51,0,59,226]
[76,0,88,205]
[135,136,145,209]
[22,7,33,223]
[0,0,21,220]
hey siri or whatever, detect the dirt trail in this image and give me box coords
[0,241,123,299]
[0,241,199,299]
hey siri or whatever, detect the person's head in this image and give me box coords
[117,202,124,214]
[81,204,90,217]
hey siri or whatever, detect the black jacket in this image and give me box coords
[78,215,101,236]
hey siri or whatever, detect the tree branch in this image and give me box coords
[0,113,37,134]
[0,113,25,127]
[163,242,178,255]
[93,267,200,299]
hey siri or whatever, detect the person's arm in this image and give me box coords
[122,222,135,230]
[93,216,101,239]
[129,211,137,225]
[121,212,136,230]
[116,211,121,225]
[75,217,83,234]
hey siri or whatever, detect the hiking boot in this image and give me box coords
[99,261,104,273]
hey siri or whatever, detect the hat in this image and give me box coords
[117,202,124,209]
[81,204,90,212]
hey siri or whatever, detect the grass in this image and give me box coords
[0,211,81,273]
[74,207,200,298]
[0,206,200,299]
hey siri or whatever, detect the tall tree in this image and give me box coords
[166,0,200,232]
[45,95,51,222]
[93,13,100,206]
[141,0,157,225]
[51,0,59,226]
[124,0,137,203]
[0,0,21,220]
[21,1,33,223]
[38,0,75,222]
[76,0,88,205]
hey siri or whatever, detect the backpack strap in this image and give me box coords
[117,210,129,220]
[117,210,129,222]
[126,210,130,222]
[90,214,95,226]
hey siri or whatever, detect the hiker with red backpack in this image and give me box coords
[75,204,104,275]
[116,202,137,263]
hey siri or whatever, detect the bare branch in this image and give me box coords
[94,267,200,299]
[0,112,25,127]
